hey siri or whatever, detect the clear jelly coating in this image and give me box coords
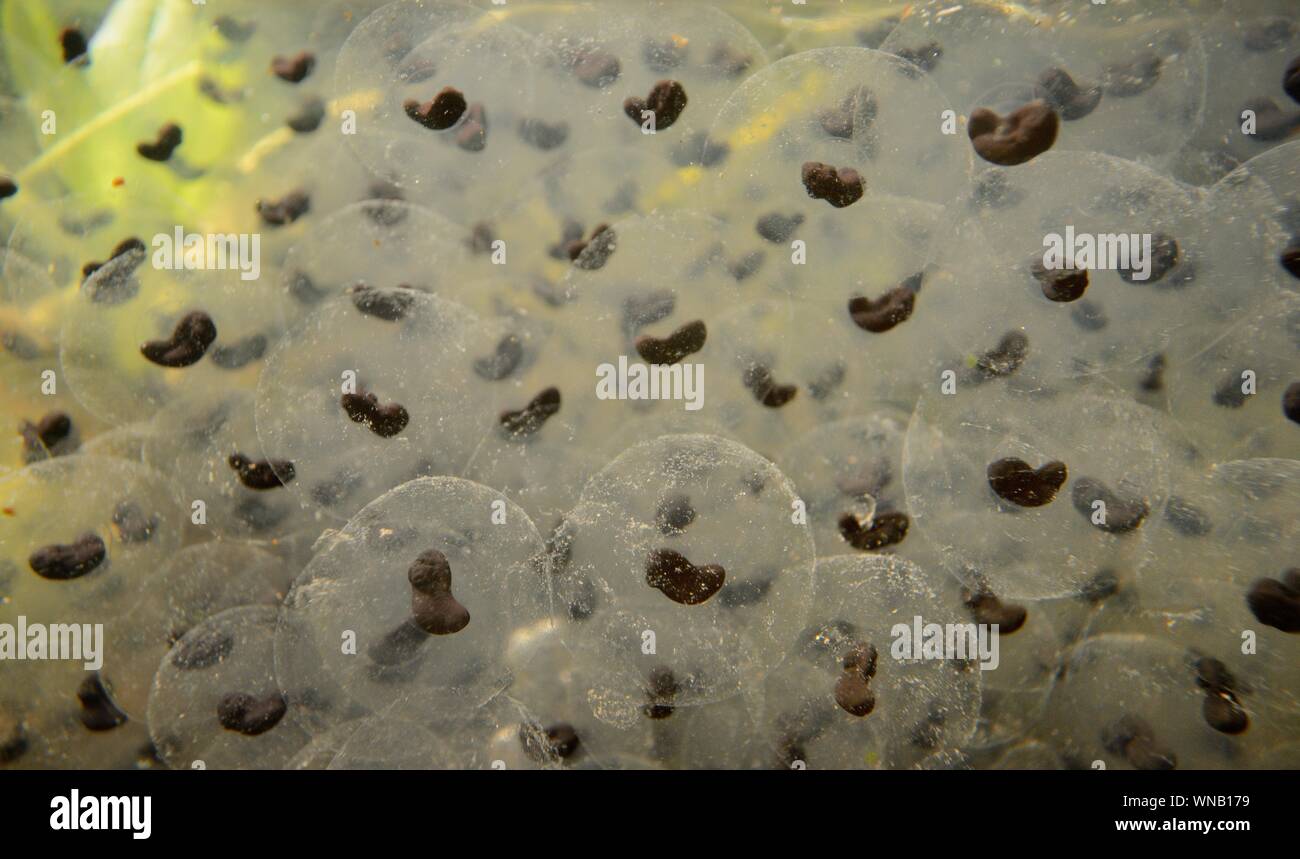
[255,288,498,520]
[559,433,816,716]
[102,539,286,719]
[1042,633,1250,770]
[0,455,184,627]
[762,554,982,770]
[905,383,1171,601]
[275,476,551,729]
[148,605,309,770]
[702,46,971,210]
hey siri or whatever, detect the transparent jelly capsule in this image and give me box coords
[461,308,604,528]
[965,594,1061,751]
[101,540,286,720]
[904,382,1170,600]
[989,739,1065,770]
[509,1,767,160]
[1131,457,1298,594]
[537,209,745,441]
[279,199,477,318]
[776,411,920,559]
[275,477,552,729]
[144,390,307,539]
[0,659,157,770]
[937,152,1270,384]
[335,2,553,223]
[255,288,498,520]
[1213,140,1300,297]
[649,690,771,769]
[882,0,1208,161]
[148,605,309,769]
[560,433,816,715]
[1043,633,1249,770]
[763,555,982,770]
[60,263,293,427]
[78,421,152,463]
[0,455,183,627]
[702,190,942,312]
[1192,1,1300,168]
[878,1,1063,111]
[4,185,188,296]
[484,145,685,292]
[1164,293,1300,461]
[702,46,971,211]
[494,619,651,769]
[691,298,866,454]
[0,250,61,359]
[287,715,445,769]
[1089,574,1298,755]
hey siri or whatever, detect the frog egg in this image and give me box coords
[142,390,311,538]
[904,381,1171,601]
[965,594,1062,751]
[484,145,686,292]
[509,1,768,159]
[559,433,816,715]
[190,0,384,101]
[0,455,184,627]
[279,198,475,317]
[148,605,309,769]
[1165,294,1300,461]
[1089,575,1298,756]
[763,555,982,770]
[540,210,747,440]
[494,619,652,769]
[336,4,555,223]
[6,186,202,300]
[701,190,942,312]
[0,660,158,770]
[942,152,1267,382]
[1131,457,1298,594]
[101,540,286,720]
[460,309,605,527]
[776,411,920,559]
[702,46,971,210]
[287,715,446,769]
[254,288,499,521]
[60,263,293,427]
[888,0,1208,162]
[275,477,552,728]
[1043,633,1252,769]
[1194,2,1300,167]
[687,297,864,454]
[231,126,398,266]
[876,1,1062,113]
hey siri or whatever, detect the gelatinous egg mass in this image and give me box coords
[0,0,1295,773]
